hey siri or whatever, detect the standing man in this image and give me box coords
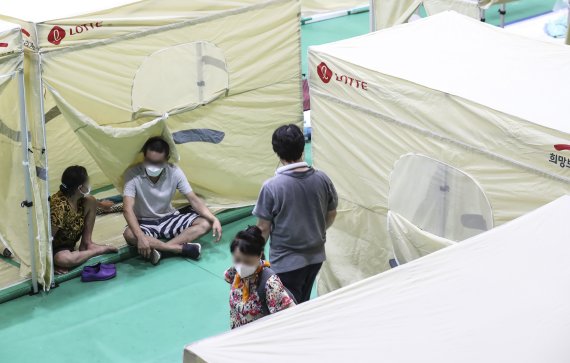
[254,124,338,303]
[123,136,222,265]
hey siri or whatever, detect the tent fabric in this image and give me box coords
[371,0,480,30]
[35,0,302,207]
[49,87,180,192]
[301,1,367,16]
[387,211,454,264]
[309,12,570,293]
[389,153,493,241]
[184,196,570,363]
[0,0,361,23]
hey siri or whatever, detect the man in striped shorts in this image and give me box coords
[122,137,222,265]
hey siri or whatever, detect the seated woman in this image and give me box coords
[51,166,118,274]
[225,226,295,329]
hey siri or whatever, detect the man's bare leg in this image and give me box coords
[163,217,212,253]
[123,217,211,255]
[123,228,180,254]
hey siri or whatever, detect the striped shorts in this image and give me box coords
[138,209,200,240]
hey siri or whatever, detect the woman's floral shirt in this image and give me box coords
[225,264,294,329]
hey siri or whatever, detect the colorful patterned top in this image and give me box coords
[225,261,295,329]
[50,191,86,251]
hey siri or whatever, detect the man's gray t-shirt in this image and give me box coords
[123,163,192,221]
[253,165,338,274]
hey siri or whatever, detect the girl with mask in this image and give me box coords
[50,165,118,274]
[225,226,296,329]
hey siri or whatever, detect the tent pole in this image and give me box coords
[440,167,449,238]
[369,0,376,31]
[18,69,39,294]
[499,3,506,28]
[36,53,55,288]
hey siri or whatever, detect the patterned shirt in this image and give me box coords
[50,191,86,250]
[225,264,294,329]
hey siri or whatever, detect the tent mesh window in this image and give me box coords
[387,154,494,264]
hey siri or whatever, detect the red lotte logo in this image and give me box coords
[554,144,570,152]
[47,22,103,45]
[47,26,65,45]
[316,61,368,91]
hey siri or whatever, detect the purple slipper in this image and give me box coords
[81,263,116,282]
[83,263,115,273]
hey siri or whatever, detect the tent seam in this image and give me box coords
[312,89,570,185]
[39,0,294,56]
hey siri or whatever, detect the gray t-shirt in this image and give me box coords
[123,163,192,221]
[253,165,338,274]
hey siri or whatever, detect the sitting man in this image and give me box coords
[123,136,222,265]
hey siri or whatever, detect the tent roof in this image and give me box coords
[0,20,21,57]
[0,0,140,23]
[184,195,570,363]
[310,11,570,134]
[0,19,19,33]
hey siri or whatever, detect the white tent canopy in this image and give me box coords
[309,12,570,292]
[0,0,366,23]
[184,195,570,363]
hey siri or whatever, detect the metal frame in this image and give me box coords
[17,69,39,294]
[36,51,55,288]
[369,0,376,31]
[481,2,508,28]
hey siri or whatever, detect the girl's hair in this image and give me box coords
[59,165,88,197]
[230,226,265,257]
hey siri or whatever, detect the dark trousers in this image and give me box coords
[277,263,323,304]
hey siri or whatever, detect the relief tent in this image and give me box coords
[0,0,303,292]
[309,12,570,292]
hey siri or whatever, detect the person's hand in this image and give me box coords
[212,218,222,242]
[137,235,152,259]
[98,200,115,211]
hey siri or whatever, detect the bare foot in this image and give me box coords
[97,200,115,211]
[55,266,69,275]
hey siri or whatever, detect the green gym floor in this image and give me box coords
[0,215,259,363]
[0,2,561,361]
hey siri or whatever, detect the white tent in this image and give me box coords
[0,20,43,292]
[302,1,367,17]
[308,12,570,293]
[370,0,515,30]
[0,0,302,291]
[184,195,570,363]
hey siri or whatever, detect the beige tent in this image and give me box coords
[309,12,570,293]
[184,195,570,363]
[0,0,302,292]
[302,1,367,17]
[0,20,45,293]
[370,0,515,30]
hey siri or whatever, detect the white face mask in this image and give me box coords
[235,262,259,278]
[78,185,91,197]
[145,164,164,177]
